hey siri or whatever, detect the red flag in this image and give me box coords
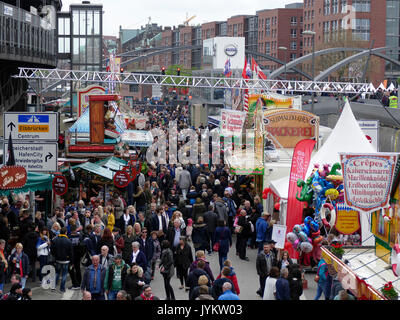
[251,57,267,80]
[242,58,248,79]
[286,139,316,259]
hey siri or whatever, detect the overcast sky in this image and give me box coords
[61,0,298,36]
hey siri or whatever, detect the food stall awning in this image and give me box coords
[120,130,153,147]
[0,172,53,196]
[95,156,127,171]
[72,162,114,180]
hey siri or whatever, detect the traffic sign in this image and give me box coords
[4,112,58,141]
[52,175,68,196]
[4,142,58,172]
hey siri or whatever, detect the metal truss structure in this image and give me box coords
[14,67,373,94]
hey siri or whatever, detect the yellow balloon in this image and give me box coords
[325,188,339,200]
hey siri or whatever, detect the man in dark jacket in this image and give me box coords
[256,242,277,297]
[151,208,168,241]
[104,254,128,300]
[68,224,83,289]
[203,205,218,254]
[50,227,73,293]
[275,268,291,300]
[21,222,38,282]
[187,259,211,296]
[214,198,228,225]
[137,227,154,268]
[81,255,106,300]
[236,210,251,261]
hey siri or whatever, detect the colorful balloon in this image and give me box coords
[300,242,313,253]
[286,232,298,244]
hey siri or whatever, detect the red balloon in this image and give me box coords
[274,202,280,211]
[262,187,271,199]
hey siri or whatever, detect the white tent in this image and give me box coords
[269,100,377,244]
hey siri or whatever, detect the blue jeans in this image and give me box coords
[55,263,69,292]
[218,252,227,271]
[314,281,327,300]
[108,290,118,300]
[38,255,48,281]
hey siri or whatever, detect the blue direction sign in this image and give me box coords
[4,112,58,141]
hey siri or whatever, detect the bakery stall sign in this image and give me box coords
[0,166,27,190]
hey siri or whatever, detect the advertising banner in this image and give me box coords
[286,139,316,257]
[221,109,246,136]
[340,153,399,213]
[262,109,319,148]
[272,224,287,249]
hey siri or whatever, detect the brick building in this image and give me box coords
[256,4,304,77]
[302,0,386,84]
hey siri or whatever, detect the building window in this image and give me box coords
[352,18,370,40]
[291,16,297,25]
[291,29,297,38]
[129,84,139,93]
[266,42,270,54]
[332,0,338,14]
[341,0,347,13]
[290,53,297,61]
[265,18,270,36]
[290,41,297,50]
[353,0,370,12]
[324,0,331,15]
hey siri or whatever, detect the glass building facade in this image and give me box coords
[386,0,400,76]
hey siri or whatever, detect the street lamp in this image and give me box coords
[302,30,316,114]
[278,46,288,80]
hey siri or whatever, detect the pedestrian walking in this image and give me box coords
[159,240,175,300]
[263,266,280,300]
[104,254,128,300]
[256,242,277,298]
[81,255,106,300]
[192,216,209,253]
[214,220,232,270]
[174,236,193,291]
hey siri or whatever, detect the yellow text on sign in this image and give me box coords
[18,125,49,132]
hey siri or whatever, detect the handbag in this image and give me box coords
[213,228,225,252]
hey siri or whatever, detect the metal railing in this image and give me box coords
[0,1,56,66]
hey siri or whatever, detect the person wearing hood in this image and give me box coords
[191,216,209,253]
[104,254,128,300]
[216,260,240,295]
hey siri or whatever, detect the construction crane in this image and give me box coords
[183,13,196,26]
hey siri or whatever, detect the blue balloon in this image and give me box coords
[301,224,311,236]
[304,216,313,225]
[310,221,319,232]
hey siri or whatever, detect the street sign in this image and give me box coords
[4,112,58,141]
[113,170,131,188]
[4,142,58,172]
[0,166,27,190]
[52,175,68,196]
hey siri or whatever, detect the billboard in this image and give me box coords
[262,109,319,148]
[202,37,245,70]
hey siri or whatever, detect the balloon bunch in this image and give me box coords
[286,216,323,254]
[296,162,344,224]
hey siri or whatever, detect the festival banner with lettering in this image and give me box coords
[286,139,316,257]
[340,153,399,213]
[220,109,246,136]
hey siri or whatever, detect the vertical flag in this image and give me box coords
[286,139,316,258]
[251,56,267,80]
[242,57,252,113]
[224,58,232,78]
[6,132,15,166]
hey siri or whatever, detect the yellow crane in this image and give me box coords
[183,13,196,26]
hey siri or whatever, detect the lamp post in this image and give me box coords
[302,30,316,114]
[278,46,288,80]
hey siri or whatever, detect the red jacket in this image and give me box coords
[216,268,240,295]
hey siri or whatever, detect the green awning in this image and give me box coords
[95,156,127,171]
[0,172,54,196]
[72,161,114,180]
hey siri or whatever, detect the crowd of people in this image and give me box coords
[0,103,355,301]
